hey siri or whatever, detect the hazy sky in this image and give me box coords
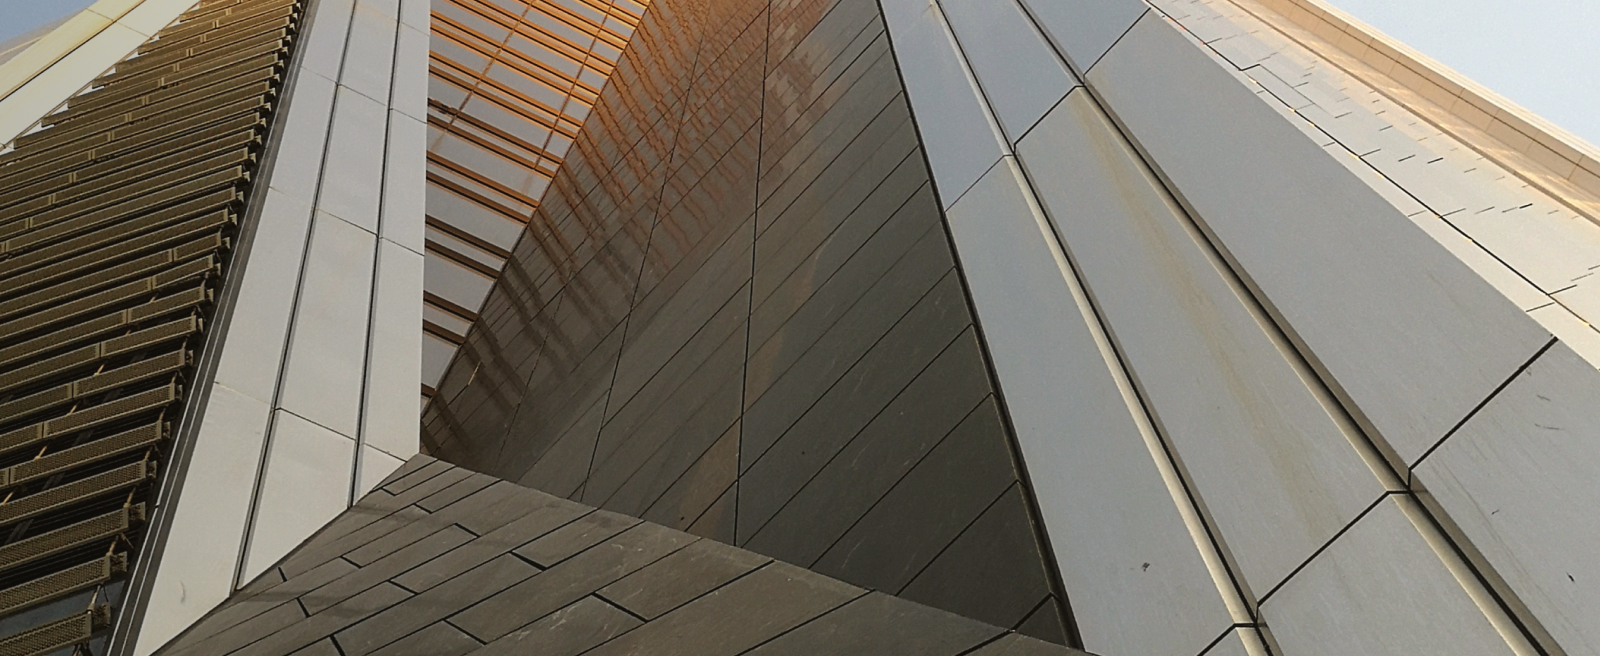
[1331,0,1600,149]
[0,0,1593,148]
[0,0,97,47]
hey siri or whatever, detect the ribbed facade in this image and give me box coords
[0,0,299,651]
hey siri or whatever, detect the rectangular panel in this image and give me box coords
[382,110,426,252]
[1017,91,1386,595]
[878,0,1007,206]
[297,0,355,82]
[357,445,404,498]
[361,241,423,460]
[1414,341,1600,656]
[1260,496,1520,656]
[390,24,428,121]
[942,152,1233,656]
[937,0,1077,142]
[1086,14,1552,467]
[243,409,359,581]
[132,383,271,656]
[339,1,399,104]
[318,86,388,232]
[278,211,379,438]
[213,186,315,404]
[1016,0,1145,73]
[263,68,336,202]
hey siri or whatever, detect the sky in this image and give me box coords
[0,0,1593,148]
[1330,0,1600,150]
[0,0,96,50]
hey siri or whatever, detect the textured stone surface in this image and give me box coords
[155,457,1088,656]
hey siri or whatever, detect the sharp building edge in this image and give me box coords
[0,0,1596,655]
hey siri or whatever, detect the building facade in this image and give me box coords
[0,0,1598,654]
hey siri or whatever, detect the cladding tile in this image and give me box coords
[1088,14,1553,468]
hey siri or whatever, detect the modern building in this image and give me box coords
[0,0,1598,654]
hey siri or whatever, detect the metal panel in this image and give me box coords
[317,86,388,232]
[133,383,272,656]
[262,67,336,204]
[242,409,358,582]
[878,0,1007,206]
[1016,0,1146,74]
[278,211,378,438]
[356,445,403,498]
[1260,496,1520,656]
[942,156,1232,656]
[339,1,398,105]
[1414,341,1600,656]
[360,241,423,461]
[1085,14,1552,468]
[936,0,1077,142]
[212,186,314,404]
[1201,628,1265,656]
[389,24,428,122]
[398,0,428,31]
[297,0,355,83]
[1017,89,1386,595]
[381,110,425,252]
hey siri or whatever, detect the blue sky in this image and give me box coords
[0,0,97,47]
[1330,0,1599,149]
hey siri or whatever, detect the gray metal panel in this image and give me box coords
[357,445,404,499]
[264,69,338,212]
[1085,14,1552,467]
[879,0,1008,206]
[943,155,1233,656]
[213,186,316,404]
[339,1,399,105]
[936,0,1077,142]
[1017,90,1385,595]
[1199,629,1258,656]
[1527,303,1600,367]
[361,241,423,461]
[1414,341,1600,656]
[318,86,388,232]
[300,0,356,83]
[399,0,429,31]
[133,384,273,656]
[279,212,379,438]
[390,24,429,123]
[1260,496,1519,656]
[382,110,426,253]
[1017,0,1146,73]
[242,410,359,584]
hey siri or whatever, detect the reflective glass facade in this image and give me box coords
[421,0,1074,640]
[422,0,649,396]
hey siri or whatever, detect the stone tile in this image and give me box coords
[513,510,641,567]
[452,523,697,642]
[235,584,411,656]
[333,556,538,655]
[393,504,593,593]
[474,596,642,656]
[366,621,483,656]
[583,562,864,656]
[598,538,771,619]
[742,592,1001,655]
[966,633,1087,656]
[302,526,475,614]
